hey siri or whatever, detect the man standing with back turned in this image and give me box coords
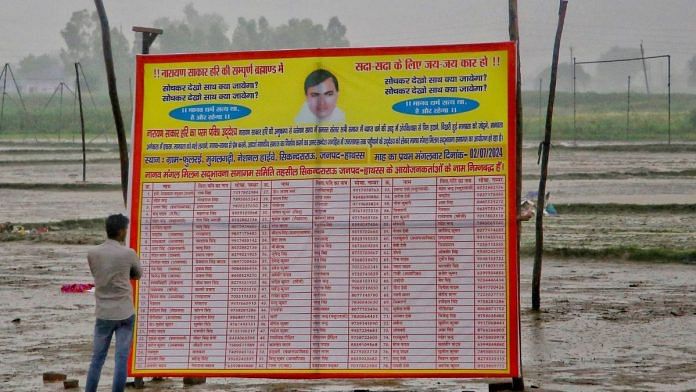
[86,214,142,392]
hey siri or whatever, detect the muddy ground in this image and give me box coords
[1,141,695,391]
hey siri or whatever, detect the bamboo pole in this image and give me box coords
[94,0,128,206]
[532,0,568,311]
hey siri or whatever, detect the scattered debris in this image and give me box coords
[11,318,20,324]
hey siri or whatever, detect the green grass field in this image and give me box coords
[0,91,694,142]
[0,95,132,140]
[522,91,696,142]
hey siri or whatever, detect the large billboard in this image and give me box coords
[128,42,519,378]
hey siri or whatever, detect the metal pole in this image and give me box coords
[569,46,573,90]
[75,63,87,182]
[59,83,64,141]
[0,64,7,132]
[572,56,576,145]
[640,41,650,95]
[73,78,78,143]
[573,54,671,143]
[626,75,631,141]
[78,63,98,110]
[667,55,671,144]
[569,46,573,143]
[576,54,670,66]
[6,64,31,120]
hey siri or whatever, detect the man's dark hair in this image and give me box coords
[304,69,339,94]
[105,214,129,239]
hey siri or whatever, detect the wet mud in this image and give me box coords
[1,142,695,390]
[2,243,694,391]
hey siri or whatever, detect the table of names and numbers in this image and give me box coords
[134,175,509,372]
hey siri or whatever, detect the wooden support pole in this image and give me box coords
[532,0,568,311]
[94,0,128,205]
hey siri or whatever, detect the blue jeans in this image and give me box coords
[85,315,134,392]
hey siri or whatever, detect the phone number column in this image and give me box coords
[474,176,507,370]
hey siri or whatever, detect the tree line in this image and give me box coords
[13,3,349,94]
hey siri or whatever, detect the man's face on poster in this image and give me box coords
[306,77,338,120]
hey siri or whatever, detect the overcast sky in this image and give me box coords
[1,0,695,89]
